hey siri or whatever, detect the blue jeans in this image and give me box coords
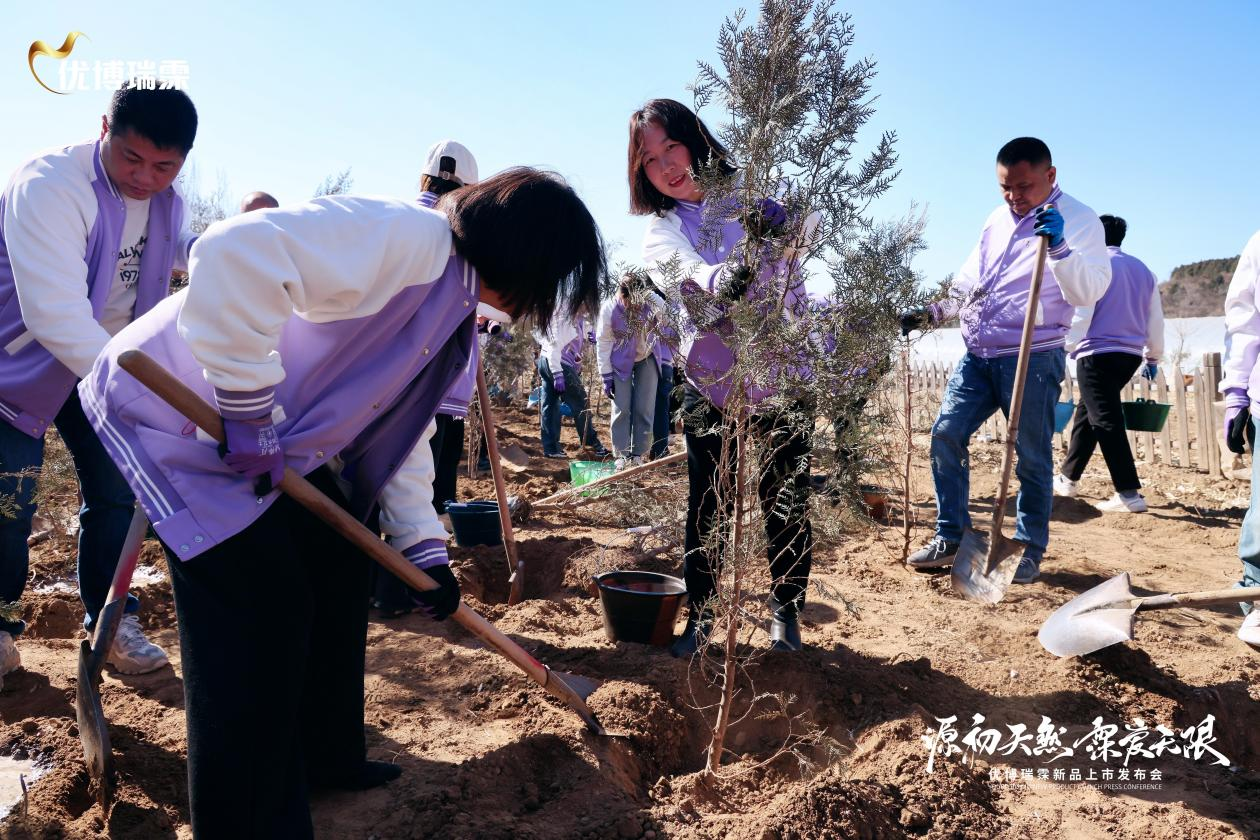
[651,363,674,459]
[0,391,139,636]
[537,358,602,455]
[1235,416,1260,616]
[610,356,659,458]
[930,349,1065,560]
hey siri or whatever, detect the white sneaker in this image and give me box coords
[0,631,20,690]
[1240,610,1260,649]
[1052,474,1078,498]
[1096,493,1147,513]
[106,614,169,675]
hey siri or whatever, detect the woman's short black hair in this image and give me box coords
[107,82,198,155]
[442,168,608,327]
[627,98,737,216]
[420,174,462,196]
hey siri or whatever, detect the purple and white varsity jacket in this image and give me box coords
[0,140,192,438]
[79,195,476,562]
[533,313,587,376]
[641,197,814,408]
[1222,230,1260,415]
[596,294,666,381]
[931,186,1111,358]
[1067,246,1164,361]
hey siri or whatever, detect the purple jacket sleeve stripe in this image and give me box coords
[214,386,275,419]
[403,538,450,570]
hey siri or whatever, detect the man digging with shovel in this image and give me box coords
[899,137,1111,586]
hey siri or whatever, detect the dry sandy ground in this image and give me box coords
[1,405,1256,839]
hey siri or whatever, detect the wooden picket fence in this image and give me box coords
[904,352,1228,478]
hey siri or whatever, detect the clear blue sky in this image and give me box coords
[3,1,1257,291]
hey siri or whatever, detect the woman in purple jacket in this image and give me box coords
[630,98,816,656]
[80,168,606,837]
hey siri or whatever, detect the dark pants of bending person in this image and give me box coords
[1061,352,1142,492]
[681,385,813,618]
[164,468,369,839]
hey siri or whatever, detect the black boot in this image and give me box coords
[670,611,713,658]
[310,760,402,791]
[769,598,802,652]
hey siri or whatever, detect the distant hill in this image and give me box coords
[1159,256,1239,317]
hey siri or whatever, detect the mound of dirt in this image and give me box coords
[452,536,596,603]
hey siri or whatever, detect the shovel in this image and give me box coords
[475,365,526,606]
[116,349,609,736]
[76,503,147,809]
[951,233,1050,604]
[1038,572,1260,657]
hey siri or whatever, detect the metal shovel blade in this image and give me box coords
[1038,572,1139,657]
[951,527,1024,604]
[75,638,115,808]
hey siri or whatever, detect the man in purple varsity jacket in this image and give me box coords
[899,137,1111,584]
[0,84,197,685]
[1055,215,1164,513]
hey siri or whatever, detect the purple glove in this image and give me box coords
[215,387,283,494]
[1142,362,1158,381]
[586,330,597,345]
[404,540,460,621]
[602,374,615,397]
[553,370,567,394]
[742,197,788,240]
[755,197,787,229]
[1225,388,1252,455]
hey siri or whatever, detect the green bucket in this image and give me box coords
[1122,399,1171,433]
[569,460,615,496]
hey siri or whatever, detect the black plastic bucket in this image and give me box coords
[593,571,687,647]
[446,501,502,547]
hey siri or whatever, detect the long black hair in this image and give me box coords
[442,168,609,327]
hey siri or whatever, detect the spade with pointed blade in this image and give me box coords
[1038,572,1260,657]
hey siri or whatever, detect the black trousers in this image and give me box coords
[431,413,465,515]
[164,468,370,839]
[1061,351,1142,492]
[681,386,813,618]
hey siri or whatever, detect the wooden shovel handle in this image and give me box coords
[534,451,685,507]
[1135,585,1260,612]
[989,232,1050,542]
[115,350,553,688]
[474,364,522,593]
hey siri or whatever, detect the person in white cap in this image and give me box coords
[375,140,483,616]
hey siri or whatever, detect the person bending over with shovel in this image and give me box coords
[0,83,197,684]
[77,168,606,837]
[899,137,1111,585]
[1220,226,1260,648]
[630,98,818,655]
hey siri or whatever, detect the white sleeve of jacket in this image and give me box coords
[1065,304,1093,353]
[641,213,726,297]
[378,418,449,553]
[934,236,984,323]
[2,160,111,379]
[178,197,452,392]
[1221,231,1260,394]
[1048,198,1111,307]
[596,299,615,376]
[545,317,575,374]
[1144,274,1165,362]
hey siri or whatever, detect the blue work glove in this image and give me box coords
[586,330,596,345]
[602,374,616,397]
[215,387,284,495]
[1033,204,1066,250]
[553,370,567,394]
[1142,362,1158,381]
[403,540,461,621]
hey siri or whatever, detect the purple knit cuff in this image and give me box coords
[403,538,450,570]
[1047,240,1072,260]
[214,386,275,420]
[1225,387,1250,409]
